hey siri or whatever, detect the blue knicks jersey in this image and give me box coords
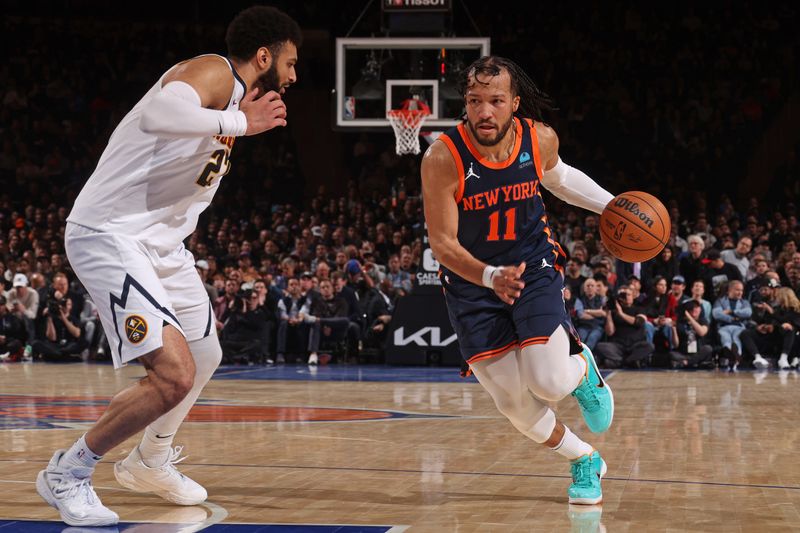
[438,118,566,282]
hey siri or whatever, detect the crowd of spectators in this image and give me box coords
[1,3,798,368]
[564,226,800,370]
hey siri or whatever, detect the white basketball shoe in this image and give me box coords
[36,449,119,526]
[114,445,207,505]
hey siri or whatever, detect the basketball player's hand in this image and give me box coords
[240,88,288,135]
[492,262,526,305]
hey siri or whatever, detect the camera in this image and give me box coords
[606,291,628,311]
[47,288,66,316]
[233,288,253,312]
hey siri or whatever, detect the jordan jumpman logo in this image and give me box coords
[465,162,480,181]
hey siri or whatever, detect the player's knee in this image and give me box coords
[189,335,222,382]
[160,371,195,408]
[149,350,196,408]
[521,327,576,401]
[174,372,195,398]
[528,373,573,402]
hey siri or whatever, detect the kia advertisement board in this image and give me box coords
[386,223,461,365]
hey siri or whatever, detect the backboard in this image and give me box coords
[334,37,490,131]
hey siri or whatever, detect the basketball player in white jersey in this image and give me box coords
[36,6,301,526]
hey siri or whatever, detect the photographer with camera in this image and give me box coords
[36,273,84,340]
[31,292,86,362]
[594,285,655,368]
[220,288,272,365]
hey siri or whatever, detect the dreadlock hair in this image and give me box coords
[459,56,556,122]
[226,6,303,62]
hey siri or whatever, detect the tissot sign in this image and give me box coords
[382,0,452,12]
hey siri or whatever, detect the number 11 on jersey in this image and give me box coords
[486,207,517,241]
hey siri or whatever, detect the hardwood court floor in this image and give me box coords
[2,363,800,532]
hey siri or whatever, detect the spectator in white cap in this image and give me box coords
[195,260,218,301]
[6,272,38,351]
[8,273,37,320]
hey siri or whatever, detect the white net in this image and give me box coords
[387,109,430,155]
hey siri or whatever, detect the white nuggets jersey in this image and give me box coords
[68,54,246,252]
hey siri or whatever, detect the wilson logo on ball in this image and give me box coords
[614,198,655,229]
[600,191,670,263]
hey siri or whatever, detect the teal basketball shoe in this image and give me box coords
[568,450,607,505]
[571,345,614,433]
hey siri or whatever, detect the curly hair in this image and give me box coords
[459,56,556,122]
[225,6,302,62]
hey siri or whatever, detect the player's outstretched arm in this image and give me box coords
[139,56,286,138]
[421,142,525,305]
[536,122,614,214]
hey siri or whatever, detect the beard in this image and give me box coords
[256,62,281,94]
[467,115,515,147]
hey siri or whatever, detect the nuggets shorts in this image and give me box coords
[65,222,213,368]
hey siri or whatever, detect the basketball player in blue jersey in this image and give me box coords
[422,56,615,504]
[36,7,300,526]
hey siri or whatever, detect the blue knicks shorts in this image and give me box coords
[441,260,579,370]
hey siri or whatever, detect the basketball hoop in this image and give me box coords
[387,99,431,155]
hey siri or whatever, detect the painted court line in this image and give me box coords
[4,460,796,493]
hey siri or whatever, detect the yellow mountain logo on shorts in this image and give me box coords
[124,315,148,344]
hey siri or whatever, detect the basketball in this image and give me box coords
[599,191,670,263]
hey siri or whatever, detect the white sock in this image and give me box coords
[138,426,175,467]
[60,434,102,473]
[551,425,593,460]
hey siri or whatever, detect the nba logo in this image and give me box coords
[613,221,627,241]
[344,96,356,120]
